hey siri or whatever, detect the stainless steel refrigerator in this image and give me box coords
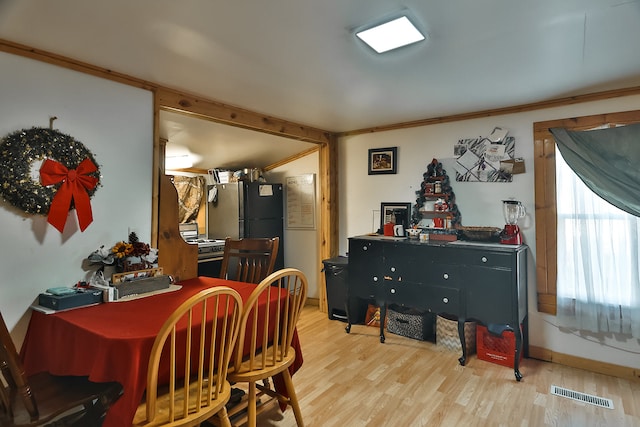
[207,182,284,270]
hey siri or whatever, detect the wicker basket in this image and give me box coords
[387,305,436,342]
[436,314,476,354]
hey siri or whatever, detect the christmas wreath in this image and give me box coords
[0,127,101,232]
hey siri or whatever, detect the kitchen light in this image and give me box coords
[356,16,425,54]
[165,154,193,170]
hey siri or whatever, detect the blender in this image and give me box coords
[501,200,525,244]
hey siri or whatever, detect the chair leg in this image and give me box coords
[217,406,232,427]
[247,381,257,427]
[280,369,304,427]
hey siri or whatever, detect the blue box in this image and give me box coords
[38,290,103,310]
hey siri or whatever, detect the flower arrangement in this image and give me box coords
[88,232,158,274]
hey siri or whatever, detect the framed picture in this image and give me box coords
[380,202,412,231]
[368,147,397,175]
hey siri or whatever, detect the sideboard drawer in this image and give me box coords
[451,248,513,269]
[386,282,460,314]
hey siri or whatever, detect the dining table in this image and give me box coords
[20,276,304,427]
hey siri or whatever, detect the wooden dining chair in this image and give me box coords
[219,237,279,284]
[225,268,308,427]
[132,286,243,427]
[0,312,123,427]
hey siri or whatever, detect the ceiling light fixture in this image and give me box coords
[356,15,425,54]
[165,154,193,170]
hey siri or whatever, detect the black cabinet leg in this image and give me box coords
[345,296,352,334]
[457,318,467,366]
[379,304,387,343]
[514,324,523,381]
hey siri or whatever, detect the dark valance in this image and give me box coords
[549,122,640,217]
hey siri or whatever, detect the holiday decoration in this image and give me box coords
[0,127,101,232]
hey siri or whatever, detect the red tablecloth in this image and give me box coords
[20,277,303,427]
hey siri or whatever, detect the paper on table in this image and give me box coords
[30,303,101,315]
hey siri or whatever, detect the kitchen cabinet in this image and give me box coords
[347,235,528,381]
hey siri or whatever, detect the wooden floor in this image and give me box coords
[244,306,640,427]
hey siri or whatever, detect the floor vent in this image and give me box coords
[550,385,614,409]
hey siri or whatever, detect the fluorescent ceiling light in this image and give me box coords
[356,16,425,53]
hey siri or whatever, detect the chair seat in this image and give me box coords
[227,348,295,383]
[132,379,233,426]
[2,372,123,426]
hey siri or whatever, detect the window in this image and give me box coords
[533,110,640,315]
[555,146,640,333]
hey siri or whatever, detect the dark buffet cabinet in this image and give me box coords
[347,235,528,381]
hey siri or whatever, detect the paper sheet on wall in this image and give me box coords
[286,174,316,229]
[259,185,273,196]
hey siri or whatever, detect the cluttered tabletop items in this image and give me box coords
[32,266,174,314]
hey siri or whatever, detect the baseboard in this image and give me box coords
[305,297,320,307]
[529,345,640,382]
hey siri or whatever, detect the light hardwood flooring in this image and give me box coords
[239,306,640,427]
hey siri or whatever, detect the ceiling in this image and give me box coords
[2,0,640,169]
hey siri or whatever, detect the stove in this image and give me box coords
[179,223,226,260]
[190,238,226,260]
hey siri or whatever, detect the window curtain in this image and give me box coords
[550,124,640,337]
[172,176,205,224]
[549,123,640,217]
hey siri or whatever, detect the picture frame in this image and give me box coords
[380,202,412,232]
[368,147,397,175]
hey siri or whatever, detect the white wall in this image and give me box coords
[267,151,320,299]
[339,95,640,370]
[0,52,154,348]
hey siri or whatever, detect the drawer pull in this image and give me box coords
[373,276,378,282]
[443,297,449,304]
[390,267,396,272]
[482,256,488,263]
[443,273,449,279]
[390,288,396,294]
[363,246,368,251]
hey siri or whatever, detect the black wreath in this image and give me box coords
[0,127,101,215]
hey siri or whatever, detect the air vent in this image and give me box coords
[550,385,614,409]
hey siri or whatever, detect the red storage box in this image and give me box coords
[476,325,522,368]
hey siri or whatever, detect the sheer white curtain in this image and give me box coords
[556,148,640,337]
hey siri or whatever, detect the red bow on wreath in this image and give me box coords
[40,158,99,233]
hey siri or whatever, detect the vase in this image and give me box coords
[103,265,117,283]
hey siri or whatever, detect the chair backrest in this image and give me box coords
[142,286,243,425]
[219,237,279,284]
[232,268,307,373]
[0,312,39,420]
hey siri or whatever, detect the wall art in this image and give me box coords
[454,135,515,182]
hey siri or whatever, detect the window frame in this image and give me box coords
[533,110,640,315]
